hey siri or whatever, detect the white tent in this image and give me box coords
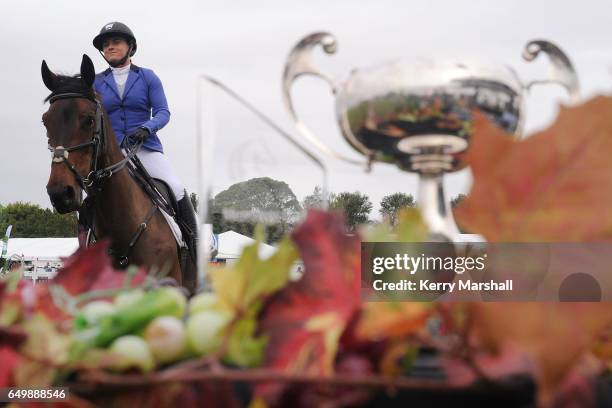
[6,238,79,261]
[3,238,79,280]
[3,231,277,263]
[4,233,482,263]
[216,231,276,260]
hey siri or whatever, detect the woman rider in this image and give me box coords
[92,21,197,263]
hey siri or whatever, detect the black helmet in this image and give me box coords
[92,22,137,56]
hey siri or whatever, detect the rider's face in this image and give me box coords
[102,37,130,66]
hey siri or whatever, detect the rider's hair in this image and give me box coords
[43,74,96,103]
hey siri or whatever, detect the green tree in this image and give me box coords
[451,194,467,208]
[210,177,302,243]
[379,193,416,226]
[302,185,327,209]
[0,202,76,237]
[329,191,372,231]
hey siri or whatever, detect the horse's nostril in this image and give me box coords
[47,184,79,213]
[63,185,75,202]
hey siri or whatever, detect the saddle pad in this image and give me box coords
[159,208,186,248]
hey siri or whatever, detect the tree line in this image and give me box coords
[206,177,467,243]
[0,179,467,241]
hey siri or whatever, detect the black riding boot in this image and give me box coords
[177,192,198,264]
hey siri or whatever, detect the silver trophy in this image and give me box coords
[282,32,579,241]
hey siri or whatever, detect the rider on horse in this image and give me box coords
[91,21,198,265]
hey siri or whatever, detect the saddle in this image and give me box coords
[127,156,188,247]
[128,156,198,292]
[151,178,178,215]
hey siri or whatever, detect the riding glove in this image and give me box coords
[129,127,150,144]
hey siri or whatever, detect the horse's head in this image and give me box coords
[41,55,100,213]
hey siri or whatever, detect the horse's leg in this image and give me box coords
[151,245,181,284]
[161,243,199,296]
[166,244,183,287]
[135,218,184,286]
[180,249,198,295]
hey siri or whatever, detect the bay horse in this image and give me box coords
[41,54,196,293]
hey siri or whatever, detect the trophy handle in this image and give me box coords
[522,40,580,105]
[283,32,363,165]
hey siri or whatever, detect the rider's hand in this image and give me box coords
[129,127,150,144]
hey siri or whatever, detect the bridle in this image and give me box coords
[47,91,139,192]
[46,91,156,266]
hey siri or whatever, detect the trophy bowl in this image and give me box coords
[336,58,524,173]
[284,32,579,174]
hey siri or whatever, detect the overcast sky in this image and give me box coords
[1,0,611,221]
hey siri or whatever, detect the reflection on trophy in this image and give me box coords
[282,32,579,241]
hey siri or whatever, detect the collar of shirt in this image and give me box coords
[110,64,131,77]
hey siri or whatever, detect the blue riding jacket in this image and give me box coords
[94,64,170,153]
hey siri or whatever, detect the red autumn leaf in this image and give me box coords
[550,355,602,408]
[442,342,535,387]
[0,325,26,348]
[0,346,22,387]
[52,240,147,294]
[34,241,148,319]
[455,95,612,242]
[257,210,361,402]
[354,302,432,342]
[467,303,612,407]
[76,383,187,408]
[450,96,612,406]
[60,381,241,408]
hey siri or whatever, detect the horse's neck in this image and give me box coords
[93,119,149,235]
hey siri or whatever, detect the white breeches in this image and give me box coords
[133,149,186,200]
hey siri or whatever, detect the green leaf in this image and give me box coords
[15,313,72,387]
[211,229,299,312]
[364,207,429,242]
[224,311,267,367]
[396,208,430,241]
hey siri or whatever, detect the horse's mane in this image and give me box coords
[44,74,96,102]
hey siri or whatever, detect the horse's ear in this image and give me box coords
[41,60,57,92]
[80,54,96,88]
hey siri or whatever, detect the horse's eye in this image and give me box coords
[84,117,95,128]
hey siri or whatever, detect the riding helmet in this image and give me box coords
[92,22,137,56]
